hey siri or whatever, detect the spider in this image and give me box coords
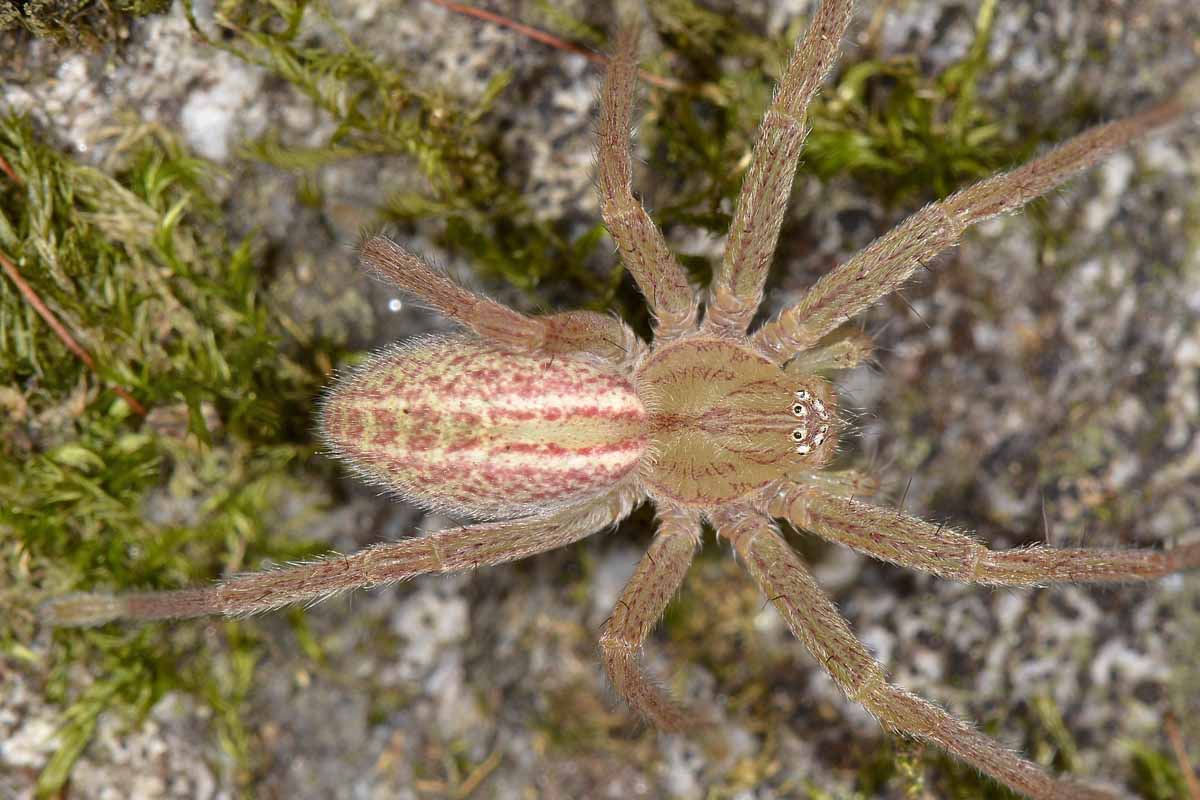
[44,2,1200,797]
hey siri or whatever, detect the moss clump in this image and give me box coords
[802,0,1026,204]
[0,116,336,794]
[642,0,1028,248]
[1127,742,1194,800]
[173,0,1034,335]
[184,0,621,314]
[0,0,170,46]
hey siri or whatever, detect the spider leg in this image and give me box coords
[705,0,854,335]
[754,86,1199,359]
[717,508,1116,800]
[785,469,880,500]
[599,508,701,730]
[598,27,698,339]
[43,486,640,627]
[770,486,1200,585]
[359,235,640,364]
[784,327,875,374]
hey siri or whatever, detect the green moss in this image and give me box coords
[184,0,622,314]
[0,0,170,46]
[640,2,796,249]
[845,697,1172,799]
[0,115,335,795]
[164,0,1041,340]
[1128,742,1193,800]
[803,0,1023,204]
[642,0,1033,249]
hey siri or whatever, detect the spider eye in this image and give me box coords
[791,426,808,442]
[791,403,808,417]
[794,390,810,401]
[796,444,812,455]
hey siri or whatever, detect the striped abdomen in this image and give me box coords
[320,335,649,518]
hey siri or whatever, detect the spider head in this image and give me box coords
[786,384,839,460]
[635,336,840,509]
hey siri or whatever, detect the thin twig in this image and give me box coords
[2,155,148,415]
[0,249,148,416]
[1165,712,1200,800]
[0,153,21,185]
[427,0,685,92]
[454,748,503,799]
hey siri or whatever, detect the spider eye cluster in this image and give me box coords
[791,389,830,455]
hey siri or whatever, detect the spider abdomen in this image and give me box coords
[320,335,649,517]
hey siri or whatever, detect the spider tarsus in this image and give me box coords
[1170,540,1200,572]
[1177,71,1200,112]
[40,592,125,628]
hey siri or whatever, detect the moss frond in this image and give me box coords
[0,115,333,794]
[644,0,1031,243]
[0,0,171,47]
[803,0,1021,204]
[184,0,619,312]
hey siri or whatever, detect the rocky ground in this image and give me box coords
[2,1,1199,798]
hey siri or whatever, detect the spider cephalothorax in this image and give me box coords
[45,3,1200,798]
[632,337,840,506]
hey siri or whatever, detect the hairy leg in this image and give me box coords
[359,235,639,363]
[599,508,701,730]
[754,84,1200,357]
[597,27,697,339]
[705,0,854,335]
[778,469,880,501]
[769,486,1200,585]
[540,310,645,367]
[784,328,875,374]
[717,508,1114,800]
[44,486,640,626]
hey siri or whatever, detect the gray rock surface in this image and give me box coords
[3,1,1199,798]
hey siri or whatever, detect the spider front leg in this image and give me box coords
[754,84,1200,358]
[784,327,875,374]
[359,235,639,364]
[705,0,854,335]
[43,487,639,626]
[599,508,701,730]
[716,507,1116,800]
[770,486,1200,585]
[597,28,698,339]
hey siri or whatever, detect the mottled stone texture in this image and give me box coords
[3,1,1199,798]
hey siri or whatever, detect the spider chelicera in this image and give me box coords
[45,2,1200,797]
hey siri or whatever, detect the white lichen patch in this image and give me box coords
[389,582,470,681]
[179,52,265,162]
